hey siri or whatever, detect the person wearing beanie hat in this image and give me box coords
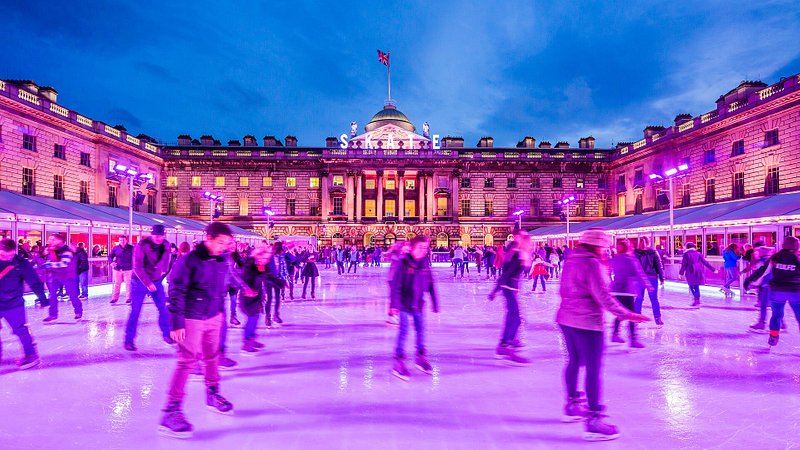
[679,242,718,308]
[747,236,800,347]
[556,228,649,441]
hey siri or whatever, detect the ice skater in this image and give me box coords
[108,236,134,304]
[721,243,741,297]
[386,241,411,325]
[239,245,270,355]
[124,225,173,351]
[0,239,47,369]
[634,236,664,325]
[159,222,238,438]
[530,254,551,294]
[390,236,438,381]
[265,241,288,327]
[556,229,649,441]
[747,236,800,347]
[489,230,532,364]
[678,242,717,308]
[42,233,82,323]
[301,255,319,299]
[610,239,654,349]
[744,244,775,332]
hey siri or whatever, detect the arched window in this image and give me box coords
[363,232,375,247]
[484,234,494,247]
[384,233,396,246]
[461,234,472,247]
[436,232,449,249]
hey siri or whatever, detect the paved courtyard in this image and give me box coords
[1,264,798,449]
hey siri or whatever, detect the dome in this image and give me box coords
[365,105,415,132]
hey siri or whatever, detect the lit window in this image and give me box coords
[310,177,320,188]
[405,179,415,190]
[385,199,396,217]
[215,176,225,187]
[108,159,117,172]
[191,176,201,187]
[333,176,344,187]
[576,178,585,189]
[262,176,272,187]
[166,176,178,187]
[239,197,249,216]
[386,179,396,190]
[366,179,376,189]
[239,176,249,187]
[286,177,296,187]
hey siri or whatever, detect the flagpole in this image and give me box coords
[387,51,391,101]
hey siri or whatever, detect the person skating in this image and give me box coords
[0,239,47,369]
[721,243,741,296]
[484,247,496,280]
[125,225,173,351]
[679,242,718,308]
[386,241,411,325]
[495,244,505,279]
[347,246,360,274]
[489,230,533,364]
[42,233,82,323]
[746,236,800,347]
[390,236,439,380]
[159,222,237,438]
[743,244,775,333]
[301,255,319,299]
[75,243,89,300]
[239,245,271,355]
[452,246,466,278]
[335,246,346,275]
[556,229,649,441]
[108,236,134,304]
[228,242,245,326]
[531,254,551,294]
[265,241,288,327]
[634,236,665,325]
[610,239,655,348]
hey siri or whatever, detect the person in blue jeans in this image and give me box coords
[239,245,272,354]
[679,242,718,308]
[634,236,665,325]
[125,225,173,351]
[721,243,741,295]
[389,236,439,381]
[75,243,90,300]
[747,236,800,347]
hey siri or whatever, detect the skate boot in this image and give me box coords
[768,333,779,347]
[610,333,625,344]
[629,339,645,349]
[749,321,766,333]
[252,340,265,349]
[17,354,40,370]
[74,313,82,321]
[230,315,241,327]
[415,352,433,375]
[273,315,283,325]
[218,354,238,370]
[690,299,700,309]
[241,339,258,355]
[265,316,273,328]
[43,315,57,324]
[124,342,137,352]
[496,345,531,365]
[654,317,664,326]
[583,411,620,441]
[206,386,234,415]
[158,402,193,438]
[392,356,410,381]
[562,392,587,423]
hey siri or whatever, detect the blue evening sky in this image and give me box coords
[3,0,800,148]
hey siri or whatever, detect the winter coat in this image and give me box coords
[133,237,171,286]
[349,250,360,263]
[494,247,505,269]
[484,250,495,268]
[532,260,550,277]
[723,249,741,269]
[75,247,89,274]
[390,254,439,313]
[750,249,800,293]
[108,244,134,271]
[168,242,231,330]
[634,248,664,281]
[43,244,76,281]
[453,247,466,260]
[611,253,650,296]
[556,247,632,332]
[743,250,774,290]
[239,258,267,317]
[679,248,715,285]
[0,256,47,310]
[496,248,531,291]
[269,254,289,281]
[301,261,319,278]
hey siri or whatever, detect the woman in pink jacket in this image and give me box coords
[556,229,649,441]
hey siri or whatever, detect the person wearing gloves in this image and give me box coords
[556,229,649,441]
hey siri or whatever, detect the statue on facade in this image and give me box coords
[423,121,430,138]
[350,121,358,137]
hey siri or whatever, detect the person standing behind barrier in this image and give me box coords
[42,233,82,323]
[109,237,134,304]
[721,243,741,296]
[75,243,90,300]
[679,242,718,309]
[125,225,173,351]
[634,236,665,326]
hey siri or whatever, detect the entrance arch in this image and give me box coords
[461,234,472,247]
[332,233,344,247]
[384,233,396,246]
[484,234,494,247]
[436,232,449,249]
[405,232,416,241]
[363,232,374,248]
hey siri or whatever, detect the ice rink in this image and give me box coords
[1,264,799,449]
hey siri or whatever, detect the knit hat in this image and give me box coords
[579,229,611,248]
[783,236,799,251]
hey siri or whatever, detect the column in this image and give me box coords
[376,170,384,222]
[451,171,459,222]
[346,171,355,222]
[321,170,330,221]
[426,172,435,221]
[418,172,426,222]
[355,171,363,222]
[398,170,405,222]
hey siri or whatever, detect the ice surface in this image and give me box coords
[1,266,799,449]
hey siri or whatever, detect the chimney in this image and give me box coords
[674,114,693,126]
[325,136,339,147]
[191,139,201,146]
[616,141,632,149]
[114,124,127,132]
[263,136,279,146]
[585,136,595,149]
[555,141,570,149]
[516,136,536,148]
[538,141,552,149]
[477,137,494,148]
[200,135,215,146]
[643,126,666,138]
[39,86,58,103]
[177,134,192,146]
[228,139,241,146]
[285,135,297,147]
[442,136,464,148]
[137,134,156,143]
[243,135,257,146]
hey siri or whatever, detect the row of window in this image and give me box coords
[460,177,590,189]
[166,175,424,190]
[22,135,92,167]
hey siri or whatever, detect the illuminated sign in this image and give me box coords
[339,131,440,150]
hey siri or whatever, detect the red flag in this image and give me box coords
[377,49,390,67]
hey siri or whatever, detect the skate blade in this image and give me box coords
[415,364,433,375]
[206,405,234,416]
[391,370,410,381]
[240,350,258,357]
[561,415,584,423]
[18,359,41,370]
[748,328,767,334]
[157,426,193,439]
[583,431,620,441]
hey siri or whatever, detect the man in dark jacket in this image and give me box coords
[389,236,439,381]
[748,236,800,347]
[158,222,236,438]
[634,236,665,325]
[75,243,90,300]
[108,236,134,304]
[0,239,47,369]
[42,233,82,322]
[125,225,172,351]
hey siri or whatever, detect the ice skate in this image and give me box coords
[241,340,258,355]
[206,386,234,415]
[415,352,433,375]
[748,321,766,333]
[43,315,57,324]
[158,403,193,439]
[17,354,40,370]
[768,333,779,346]
[583,412,620,441]
[218,355,238,370]
[392,357,410,381]
[562,393,587,423]
[689,299,700,309]
[230,316,241,327]
[654,317,664,326]
[610,333,625,344]
[629,339,645,349]
[496,345,530,365]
